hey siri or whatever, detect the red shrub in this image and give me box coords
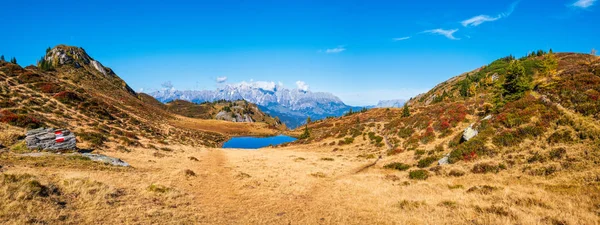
[53,91,83,103]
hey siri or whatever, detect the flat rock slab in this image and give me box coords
[82,153,130,167]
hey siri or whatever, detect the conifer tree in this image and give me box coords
[402,104,410,118]
[10,57,17,64]
[0,55,4,61]
[502,60,531,101]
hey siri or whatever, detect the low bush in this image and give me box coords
[383,162,410,171]
[448,138,492,163]
[448,170,465,177]
[53,91,83,104]
[409,169,429,180]
[467,185,500,195]
[549,147,567,160]
[147,184,170,193]
[0,110,43,129]
[417,156,438,168]
[492,130,520,147]
[320,157,334,161]
[471,162,501,174]
[397,127,414,139]
[78,132,107,147]
[547,130,573,144]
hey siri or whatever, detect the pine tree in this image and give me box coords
[10,57,17,64]
[502,60,531,101]
[402,104,410,118]
[0,55,4,61]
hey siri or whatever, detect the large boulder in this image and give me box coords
[25,127,76,150]
[462,124,478,142]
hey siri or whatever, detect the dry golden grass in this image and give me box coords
[1,141,598,224]
[170,115,280,137]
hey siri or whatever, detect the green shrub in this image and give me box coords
[448,138,492,163]
[78,132,107,147]
[549,147,566,160]
[471,162,501,174]
[409,169,429,180]
[527,152,546,163]
[417,156,438,168]
[147,184,170,193]
[397,127,414,138]
[10,141,30,153]
[492,130,520,147]
[547,130,573,144]
[448,170,465,177]
[383,162,410,171]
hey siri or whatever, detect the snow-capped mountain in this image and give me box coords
[149,81,360,128]
[375,99,406,108]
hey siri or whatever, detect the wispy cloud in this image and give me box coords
[295,81,309,91]
[571,0,596,8]
[461,1,519,27]
[393,37,411,41]
[216,76,227,83]
[323,46,346,54]
[422,29,460,40]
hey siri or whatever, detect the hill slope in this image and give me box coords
[0,45,280,149]
[163,99,285,129]
[285,51,600,223]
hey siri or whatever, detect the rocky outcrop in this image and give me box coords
[25,128,76,150]
[462,124,478,142]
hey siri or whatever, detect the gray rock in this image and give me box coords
[462,124,478,142]
[25,127,77,151]
[482,115,492,121]
[82,153,130,167]
[438,154,450,165]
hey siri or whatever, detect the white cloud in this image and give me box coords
[216,76,228,83]
[461,1,518,27]
[324,46,346,54]
[423,29,460,40]
[295,81,309,91]
[461,15,500,27]
[572,0,596,8]
[393,37,411,41]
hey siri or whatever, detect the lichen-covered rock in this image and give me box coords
[462,124,478,142]
[25,127,76,150]
[438,154,450,165]
[82,153,129,167]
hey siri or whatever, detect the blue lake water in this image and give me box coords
[222,135,297,149]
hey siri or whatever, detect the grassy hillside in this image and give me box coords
[0,45,280,150]
[164,99,286,130]
[285,51,600,223]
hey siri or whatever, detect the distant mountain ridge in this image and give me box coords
[149,81,360,128]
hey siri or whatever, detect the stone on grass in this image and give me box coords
[25,127,76,151]
[462,124,478,142]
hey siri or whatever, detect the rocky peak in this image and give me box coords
[45,45,110,76]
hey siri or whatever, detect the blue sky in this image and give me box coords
[0,0,598,105]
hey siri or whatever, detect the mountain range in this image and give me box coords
[149,82,362,128]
